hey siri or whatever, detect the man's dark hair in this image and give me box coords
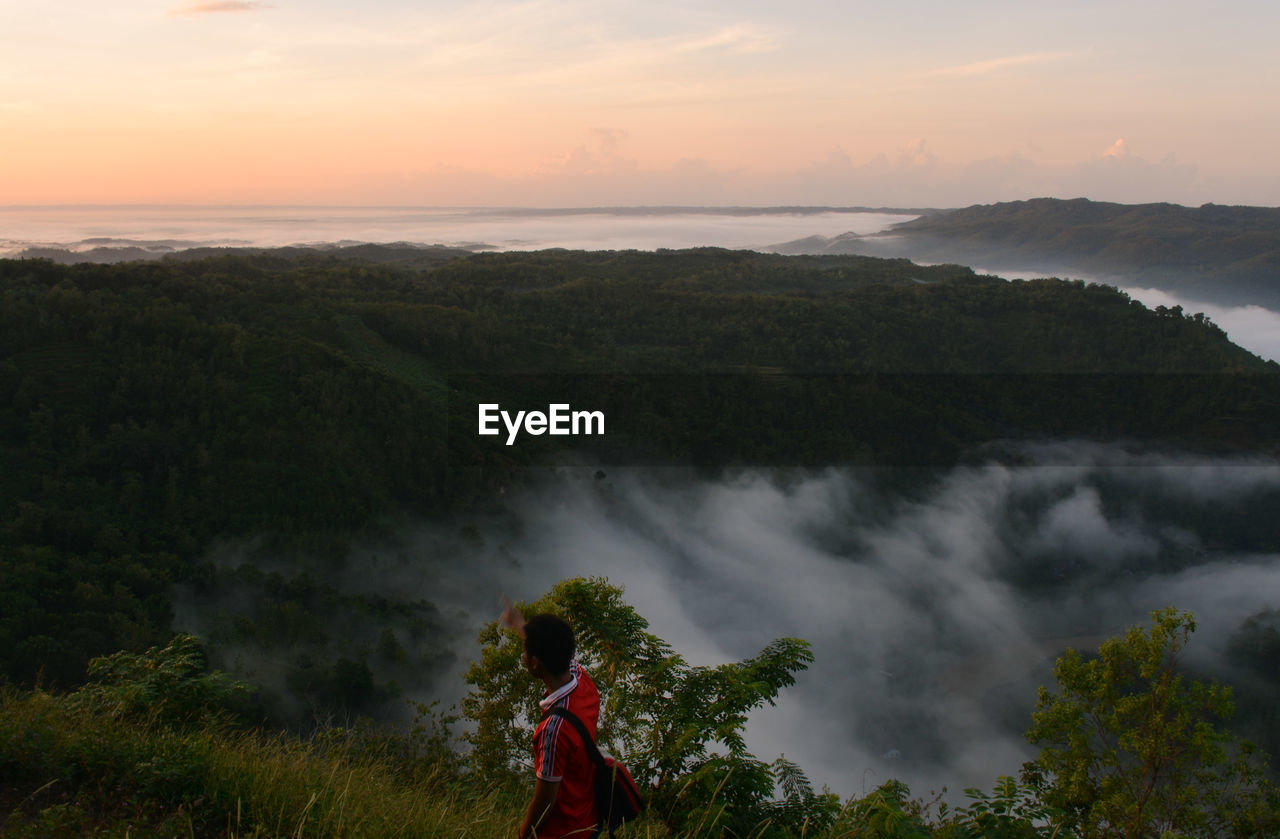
[524,613,575,676]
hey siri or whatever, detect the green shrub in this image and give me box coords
[462,576,816,834]
[69,633,250,725]
[1025,607,1279,838]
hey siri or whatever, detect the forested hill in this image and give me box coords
[2,247,1279,695]
[779,198,1280,307]
[900,198,1280,306]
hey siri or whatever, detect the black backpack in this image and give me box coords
[547,707,645,837]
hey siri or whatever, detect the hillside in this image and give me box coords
[774,198,1280,307]
[2,247,1278,706]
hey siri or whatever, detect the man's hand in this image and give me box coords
[500,594,526,637]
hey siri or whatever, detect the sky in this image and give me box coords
[3,0,1279,207]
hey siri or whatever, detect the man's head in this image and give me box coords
[522,613,575,678]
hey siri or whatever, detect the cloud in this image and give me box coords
[1068,145,1198,203]
[896,138,937,170]
[549,128,639,177]
[407,450,1278,796]
[959,152,1040,192]
[766,138,1206,207]
[1120,287,1280,363]
[923,51,1075,78]
[345,130,742,207]
[672,23,781,55]
[178,443,1280,800]
[235,129,1208,209]
[1103,138,1130,158]
[169,1,272,16]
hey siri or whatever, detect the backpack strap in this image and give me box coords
[546,706,609,771]
[546,706,614,839]
[546,706,646,839]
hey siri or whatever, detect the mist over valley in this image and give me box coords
[0,205,916,260]
[766,198,1280,363]
[174,449,1280,798]
[13,201,1280,364]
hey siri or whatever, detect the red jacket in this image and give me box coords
[532,662,601,838]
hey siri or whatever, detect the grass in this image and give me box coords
[0,688,524,838]
[0,686,851,839]
[0,681,1085,838]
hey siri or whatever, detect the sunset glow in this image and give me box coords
[4,1,1279,206]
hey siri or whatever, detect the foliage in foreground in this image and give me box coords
[463,576,825,836]
[1025,607,1278,838]
[0,683,518,837]
[461,580,1277,838]
[2,582,1278,837]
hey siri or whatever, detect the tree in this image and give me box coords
[461,576,823,836]
[70,633,249,725]
[1024,607,1278,838]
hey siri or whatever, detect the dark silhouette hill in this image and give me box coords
[773,198,1280,308]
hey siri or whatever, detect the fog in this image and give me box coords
[1119,286,1280,365]
[954,266,1280,365]
[201,444,1279,799]
[12,205,1277,365]
[0,206,911,257]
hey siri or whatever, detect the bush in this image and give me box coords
[461,576,820,835]
[1025,607,1279,838]
[69,633,250,725]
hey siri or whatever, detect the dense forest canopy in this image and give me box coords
[1,246,1278,707]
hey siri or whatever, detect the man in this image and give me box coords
[503,602,601,839]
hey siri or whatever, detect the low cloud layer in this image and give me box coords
[776,141,1202,208]
[1120,286,1280,364]
[340,135,1227,209]
[229,444,1280,798]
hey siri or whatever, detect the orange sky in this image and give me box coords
[3,1,1278,206]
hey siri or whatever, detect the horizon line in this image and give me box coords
[0,203,939,213]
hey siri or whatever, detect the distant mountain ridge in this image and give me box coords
[14,241,479,266]
[772,198,1280,308]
